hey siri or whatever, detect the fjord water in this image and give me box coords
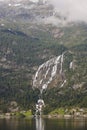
[0,117,87,130]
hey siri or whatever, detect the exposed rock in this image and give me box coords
[33,53,66,92]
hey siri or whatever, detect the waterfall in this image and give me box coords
[60,80,66,88]
[34,53,66,116]
[60,53,64,74]
[35,99,45,116]
[33,53,66,93]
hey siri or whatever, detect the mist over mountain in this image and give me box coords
[0,0,67,26]
[1,0,87,23]
[49,0,87,22]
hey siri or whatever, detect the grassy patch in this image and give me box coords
[49,108,65,115]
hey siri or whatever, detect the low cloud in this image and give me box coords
[49,0,87,22]
[1,0,87,22]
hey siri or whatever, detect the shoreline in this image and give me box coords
[0,114,87,119]
[46,114,87,119]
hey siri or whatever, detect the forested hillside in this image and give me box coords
[0,0,87,113]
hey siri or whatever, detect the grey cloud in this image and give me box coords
[49,0,87,22]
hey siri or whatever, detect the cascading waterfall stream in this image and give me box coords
[33,52,66,116]
[33,53,66,91]
[60,53,64,74]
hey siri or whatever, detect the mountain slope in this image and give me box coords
[0,0,87,112]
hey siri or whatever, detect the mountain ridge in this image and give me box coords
[0,0,87,112]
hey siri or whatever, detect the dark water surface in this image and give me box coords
[0,117,87,130]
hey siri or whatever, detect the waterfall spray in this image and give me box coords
[33,52,66,116]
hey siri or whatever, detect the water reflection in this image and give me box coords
[36,117,45,130]
[45,118,87,130]
[0,117,87,130]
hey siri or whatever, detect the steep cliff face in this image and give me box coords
[33,52,71,92]
[0,0,87,110]
[0,0,67,25]
[33,47,87,94]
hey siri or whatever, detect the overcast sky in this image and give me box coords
[0,0,87,22]
[49,0,87,22]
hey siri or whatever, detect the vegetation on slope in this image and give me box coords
[0,21,87,112]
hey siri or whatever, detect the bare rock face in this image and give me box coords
[8,101,19,112]
[0,0,67,25]
[33,53,66,92]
